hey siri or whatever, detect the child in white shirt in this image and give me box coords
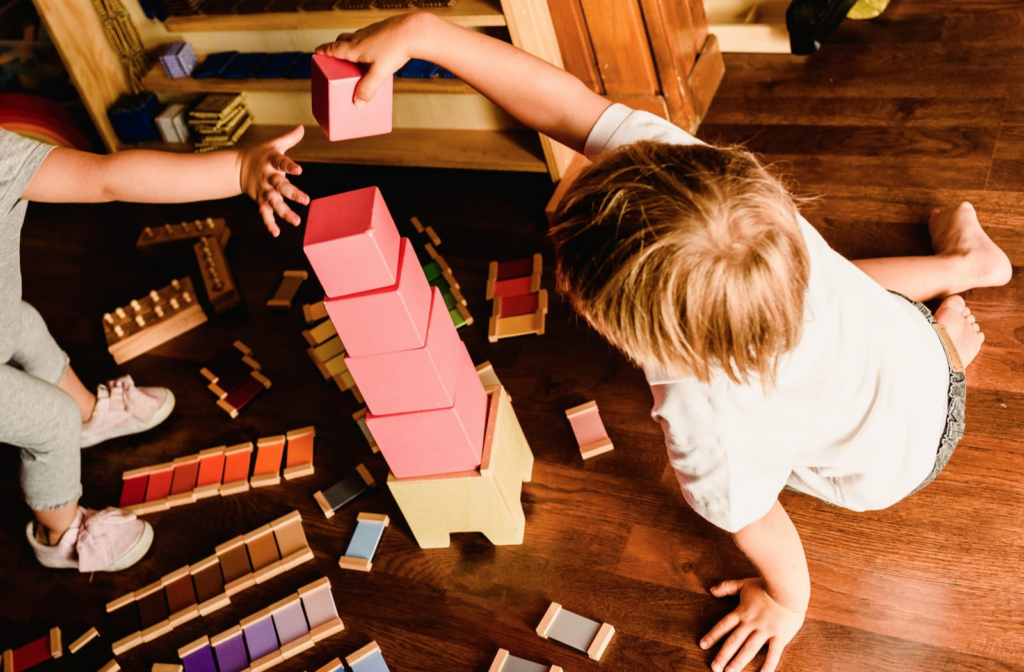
[314,14,1012,672]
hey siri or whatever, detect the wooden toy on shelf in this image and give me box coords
[2,627,61,672]
[536,602,615,661]
[346,641,391,672]
[194,234,240,313]
[117,428,315,514]
[486,254,548,342]
[489,649,563,672]
[106,511,314,655]
[200,340,271,417]
[136,217,229,254]
[387,385,534,548]
[339,513,389,572]
[181,577,345,671]
[313,464,376,519]
[565,401,614,459]
[103,277,207,364]
[312,55,393,142]
[267,270,308,309]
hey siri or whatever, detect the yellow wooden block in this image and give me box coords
[387,385,534,549]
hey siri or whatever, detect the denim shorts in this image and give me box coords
[891,292,967,494]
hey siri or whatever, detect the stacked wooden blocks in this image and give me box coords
[118,427,315,514]
[301,300,364,403]
[200,341,271,418]
[177,576,344,672]
[487,254,548,342]
[106,511,314,657]
[2,628,61,672]
[303,186,534,549]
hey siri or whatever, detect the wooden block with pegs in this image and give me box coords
[313,464,375,519]
[489,648,563,672]
[194,235,239,313]
[536,602,615,661]
[267,270,308,309]
[565,401,614,459]
[103,277,207,364]
[136,217,229,254]
[339,513,389,572]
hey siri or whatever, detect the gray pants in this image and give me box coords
[0,301,82,511]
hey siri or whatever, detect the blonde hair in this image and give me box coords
[549,141,810,386]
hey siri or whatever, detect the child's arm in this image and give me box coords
[702,501,809,672]
[21,125,309,237]
[315,12,611,154]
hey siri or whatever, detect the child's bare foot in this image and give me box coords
[928,202,1012,294]
[934,295,984,367]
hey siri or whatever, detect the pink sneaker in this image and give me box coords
[81,375,175,448]
[25,507,154,572]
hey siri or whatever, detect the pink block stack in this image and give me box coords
[311,55,393,142]
[303,186,488,479]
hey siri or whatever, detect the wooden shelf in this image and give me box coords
[141,63,476,94]
[139,125,547,173]
[163,0,506,32]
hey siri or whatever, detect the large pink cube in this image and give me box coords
[304,186,401,298]
[346,287,462,415]
[325,238,431,357]
[311,54,393,142]
[366,345,487,478]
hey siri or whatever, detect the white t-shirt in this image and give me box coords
[584,104,951,533]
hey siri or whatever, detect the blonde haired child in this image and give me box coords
[2,124,308,572]
[315,14,1012,672]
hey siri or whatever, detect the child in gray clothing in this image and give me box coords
[1,124,308,572]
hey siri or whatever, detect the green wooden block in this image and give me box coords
[441,291,458,311]
[422,260,443,281]
[429,275,451,294]
[449,306,467,329]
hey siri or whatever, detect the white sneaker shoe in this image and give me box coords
[80,375,175,448]
[26,506,154,572]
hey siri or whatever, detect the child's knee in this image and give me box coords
[26,390,82,455]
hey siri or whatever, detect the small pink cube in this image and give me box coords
[346,287,463,416]
[311,54,393,142]
[304,186,401,298]
[325,238,432,357]
[366,346,487,479]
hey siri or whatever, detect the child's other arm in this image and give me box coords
[21,125,309,236]
[315,12,610,154]
[702,500,809,672]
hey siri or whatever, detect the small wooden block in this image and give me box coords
[98,661,121,672]
[476,361,500,387]
[565,400,614,459]
[152,664,184,672]
[250,650,284,672]
[166,490,196,507]
[283,463,315,480]
[250,472,281,488]
[50,627,62,659]
[112,633,143,656]
[302,319,337,347]
[280,634,314,659]
[338,556,372,572]
[268,270,308,309]
[194,235,239,313]
[68,627,99,654]
[197,593,231,617]
[219,479,250,496]
[536,602,562,638]
[169,605,200,628]
[140,619,173,643]
[315,658,344,672]
[309,617,345,643]
[488,649,564,672]
[125,498,170,516]
[352,408,379,453]
[302,300,328,323]
[177,635,210,660]
[345,640,387,672]
[586,622,615,661]
[193,482,221,499]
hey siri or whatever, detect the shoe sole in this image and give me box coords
[106,520,154,572]
[81,389,176,449]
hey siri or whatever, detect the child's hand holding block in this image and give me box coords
[311,55,393,141]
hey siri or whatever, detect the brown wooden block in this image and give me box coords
[302,300,328,324]
[194,235,239,313]
[136,217,227,254]
[68,627,99,655]
[267,269,308,309]
[103,278,207,364]
[215,536,254,595]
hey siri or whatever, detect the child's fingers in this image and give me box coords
[728,633,768,672]
[314,39,356,59]
[701,612,740,649]
[712,627,752,672]
[710,580,744,597]
[353,61,395,105]
[272,177,309,207]
[259,202,281,237]
[269,192,301,227]
[272,154,302,176]
[761,638,785,672]
[271,125,305,155]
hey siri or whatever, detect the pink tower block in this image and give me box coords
[304,186,402,298]
[366,345,487,478]
[346,287,462,415]
[311,54,393,142]
[325,238,431,358]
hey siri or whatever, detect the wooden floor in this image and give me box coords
[2,2,1023,670]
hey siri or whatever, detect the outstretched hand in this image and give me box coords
[315,13,422,106]
[237,124,309,236]
[701,578,805,672]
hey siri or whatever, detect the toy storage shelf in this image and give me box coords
[33,0,575,180]
[163,0,507,32]
[140,63,476,94]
